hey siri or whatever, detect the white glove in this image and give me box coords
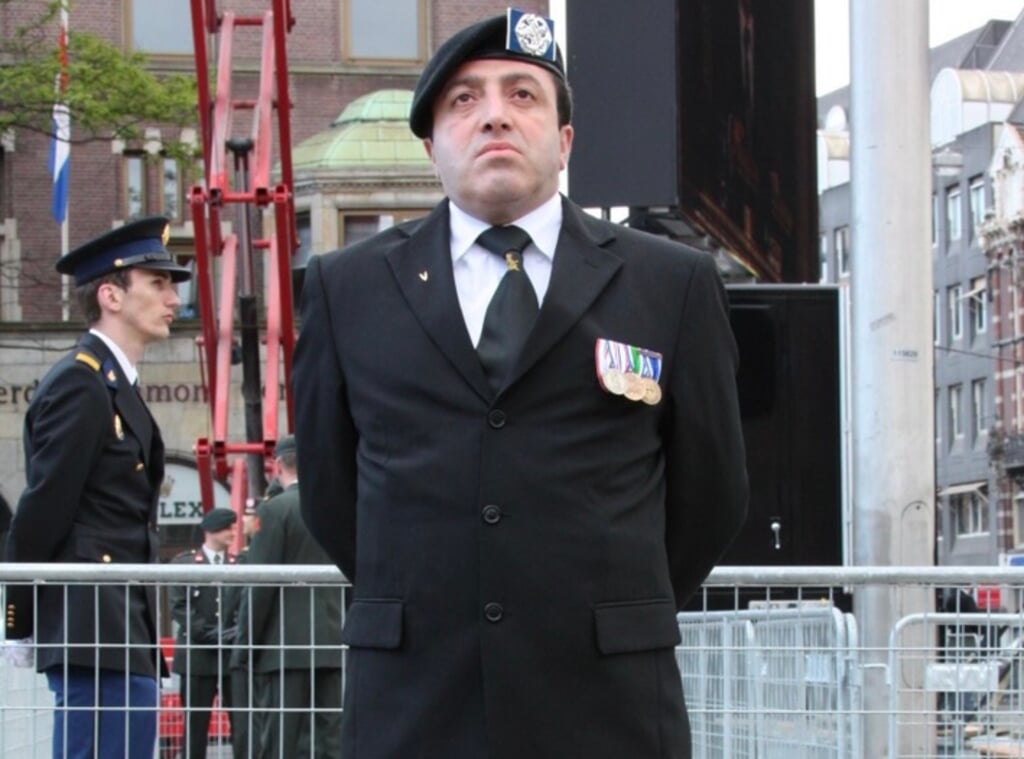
[1,637,35,668]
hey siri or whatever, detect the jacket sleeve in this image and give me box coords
[7,365,108,563]
[293,254,359,582]
[663,254,749,608]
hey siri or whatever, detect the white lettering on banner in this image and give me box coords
[159,462,231,524]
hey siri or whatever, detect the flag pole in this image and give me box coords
[53,0,70,321]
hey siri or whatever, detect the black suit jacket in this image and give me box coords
[293,197,748,759]
[5,333,165,677]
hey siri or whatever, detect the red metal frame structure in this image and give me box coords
[188,0,298,525]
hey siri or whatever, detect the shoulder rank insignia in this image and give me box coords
[100,359,119,389]
[75,352,100,372]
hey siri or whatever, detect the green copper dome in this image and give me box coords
[291,89,430,171]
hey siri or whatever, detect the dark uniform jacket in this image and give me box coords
[293,197,749,759]
[4,333,165,678]
[168,547,237,677]
[232,483,343,672]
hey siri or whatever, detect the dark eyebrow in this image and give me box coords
[441,69,545,98]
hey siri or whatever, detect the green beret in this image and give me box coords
[409,8,566,139]
[200,508,237,532]
[274,434,296,459]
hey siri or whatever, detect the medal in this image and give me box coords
[642,379,662,406]
[595,337,664,404]
[113,414,124,440]
[624,373,646,402]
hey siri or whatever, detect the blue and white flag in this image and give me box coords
[49,2,70,224]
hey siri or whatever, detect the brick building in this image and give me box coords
[0,0,547,554]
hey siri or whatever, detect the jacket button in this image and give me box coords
[484,602,504,623]
[102,554,112,563]
[482,505,502,525]
[487,410,506,429]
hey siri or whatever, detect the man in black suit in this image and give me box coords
[233,435,343,759]
[293,9,749,759]
[168,507,239,759]
[4,216,190,759]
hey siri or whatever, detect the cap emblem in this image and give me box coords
[509,9,555,62]
[161,223,170,246]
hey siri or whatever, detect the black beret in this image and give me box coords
[56,216,192,286]
[200,508,237,532]
[410,8,565,138]
[274,434,296,458]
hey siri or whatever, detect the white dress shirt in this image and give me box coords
[449,194,562,347]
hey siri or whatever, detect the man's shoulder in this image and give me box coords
[170,548,203,564]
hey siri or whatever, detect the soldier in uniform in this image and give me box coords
[4,216,190,759]
[168,507,239,759]
[233,435,343,758]
[223,498,258,759]
[293,9,748,759]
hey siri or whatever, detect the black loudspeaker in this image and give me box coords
[725,285,843,568]
[565,0,680,208]
[565,0,819,283]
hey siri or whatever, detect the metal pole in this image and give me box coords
[849,1,934,756]
[227,137,266,500]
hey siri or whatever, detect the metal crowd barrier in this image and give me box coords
[2,565,1024,758]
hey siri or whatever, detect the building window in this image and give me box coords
[338,210,426,247]
[932,193,938,245]
[972,379,987,440]
[969,276,987,338]
[1016,490,1024,547]
[161,157,182,221]
[125,154,146,218]
[819,233,828,283]
[949,383,963,442]
[948,284,963,341]
[946,187,962,244]
[934,290,941,345]
[935,388,942,450]
[969,176,986,241]
[343,0,425,63]
[128,0,192,54]
[834,226,850,277]
[953,488,988,536]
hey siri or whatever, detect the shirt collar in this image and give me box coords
[89,328,138,385]
[450,193,563,263]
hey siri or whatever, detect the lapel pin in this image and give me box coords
[419,271,429,282]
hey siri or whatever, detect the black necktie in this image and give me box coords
[476,225,538,393]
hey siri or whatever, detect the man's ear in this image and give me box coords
[97,281,122,312]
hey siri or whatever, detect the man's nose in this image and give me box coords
[481,92,510,129]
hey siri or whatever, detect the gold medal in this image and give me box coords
[642,379,662,406]
[624,373,646,402]
[113,414,125,440]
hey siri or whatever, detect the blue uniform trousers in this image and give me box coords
[46,666,158,759]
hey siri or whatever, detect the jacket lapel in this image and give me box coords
[80,333,154,467]
[386,202,493,402]
[505,199,623,388]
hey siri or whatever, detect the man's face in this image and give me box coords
[107,268,181,344]
[424,58,573,225]
[206,524,237,553]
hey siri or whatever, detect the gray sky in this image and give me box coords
[815,0,1024,94]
